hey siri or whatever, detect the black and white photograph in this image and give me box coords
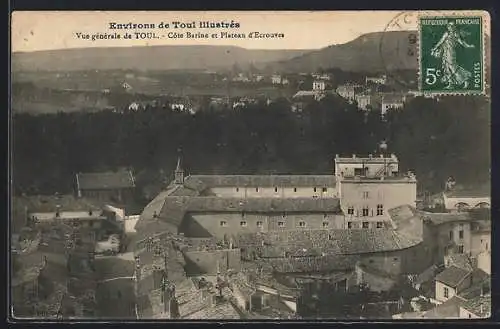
[10,10,491,320]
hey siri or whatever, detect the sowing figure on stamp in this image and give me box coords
[430,22,475,89]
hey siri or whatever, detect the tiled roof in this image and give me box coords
[76,170,135,190]
[445,254,475,272]
[15,195,101,213]
[461,293,491,317]
[334,154,398,164]
[422,212,471,225]
[263,255,359,273]
[381,93,405,103]
[238,228,421,256]
[444,184,490,198]
[422,296,464,319]
[186,175,336,188]
[183,301,241,319]
[435,266,471,288]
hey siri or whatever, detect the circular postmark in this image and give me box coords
[378,11,420,89]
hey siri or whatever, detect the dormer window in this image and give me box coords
[274,187,278,193]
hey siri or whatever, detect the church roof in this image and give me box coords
[184,175,336,189]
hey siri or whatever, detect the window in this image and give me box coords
[443,287,449,298]
[322,222,329,228]
[362,222,369,229]
[362,191,369,199]
[362,207,369,217]
[376,204,384,216]
[347,222,353,229]
[274,187,278,193]
[313,187,317,193]
[458,245,464,254]
[376,222,383,228]
[256,221,263,228]
[220,221,227,227]
[449,230,454,240]
[240,221,247,227]
[323,213,328,219]
[282,212,287,218]
[242,212,246,218]
[486,242,489,250]
[255,187,259,192]
[347,207,354,215]
[298,221,306,228]
[293,187,297,192]
[459,230,464,239]
[236,187,239,192]
[393,257,398,261]
[322,187,328,193]
[278,221,285,228]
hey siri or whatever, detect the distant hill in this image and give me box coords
[267,31,419,73]
[268,30,491,74]
[11,45,312,72]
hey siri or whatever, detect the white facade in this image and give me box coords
[209,186,337,199]
[312,80,326,91]
[443,195,491,211]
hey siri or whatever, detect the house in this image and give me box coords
[335,154,417,223]
[366,75,387,85]
[355,94,379,111]
[459,293,491,318]
[443,185,490,211]
[336,84,363,101]
[76,169,136,203]
[312,80,326,91]
[271,75,282,85]
[381,94,405,116]
[434,267,489,303]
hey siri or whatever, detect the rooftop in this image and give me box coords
[238,227,422,256]
[185,175,336,189]
[334,153,398,163]
[422,296,464,319]
[422,212,472,225]
[444,184,490,198]
[435,266,471,288]
[138,196,342,233]
[76,170,135,190]
[14,195,101,213]
[461,293,491,317]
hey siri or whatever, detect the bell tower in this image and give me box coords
[174,155,184,185]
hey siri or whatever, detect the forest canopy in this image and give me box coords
[12,94,490,198]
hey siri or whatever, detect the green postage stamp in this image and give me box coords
[419,16,484,94]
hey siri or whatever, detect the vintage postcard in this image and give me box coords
[10,10,491,321]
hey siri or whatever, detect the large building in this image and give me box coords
[76,169,136,203]
[335,154,417,225]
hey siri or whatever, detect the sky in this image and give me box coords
[11,11,490,52]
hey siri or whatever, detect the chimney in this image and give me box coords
[335,154,339,159]
[380,154,384,158]
[352,154,356,159]
[369,154,372,159]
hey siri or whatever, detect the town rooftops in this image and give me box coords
[76,170,135,190]
[435,266,471,288]
[460,293,491,317]
[422,296,464,319]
